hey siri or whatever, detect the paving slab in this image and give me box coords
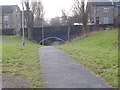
[39,46,111,88]
[2,75,31,88]
[0,76,2,90]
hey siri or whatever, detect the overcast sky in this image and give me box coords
[0,0,118,19]
[0,0,74,19]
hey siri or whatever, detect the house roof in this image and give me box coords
[1,5,18,13]
[91,1,120,6]
[113,2,120,6]
[91,2,114,6]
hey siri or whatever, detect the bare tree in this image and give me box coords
[24,0,44,40]
[73,0,90,35]
[31,0,45,45]
[31,0,45,28]
[31,0,45,20]
[61,10,71,42]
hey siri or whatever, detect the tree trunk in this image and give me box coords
[28,26,32,40]
[26,2,32,40]
[68,25,71,42]
[27,10,32,40]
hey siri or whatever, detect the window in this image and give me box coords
[4,24,9,29]
[104,7,109,14]
[96,17,99,20]
[4,16,9,21]
[104,17,109,24]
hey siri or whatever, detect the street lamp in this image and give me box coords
[22,0,25,45]
[42,17,44,45]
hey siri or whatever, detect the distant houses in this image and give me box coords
[89,2,120,25]
[0,5,21,34]
[0,5,34,35]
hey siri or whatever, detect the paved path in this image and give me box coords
[39,46,111,88]
[0,38,21,44]
[51,41,60,46]
[1,39,33,46]
[0,39,22,44]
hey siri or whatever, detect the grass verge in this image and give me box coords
[56,29,118,87]
[2,36,43,88]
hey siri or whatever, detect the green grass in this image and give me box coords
[57,29,118,87]
[2,36,43,88]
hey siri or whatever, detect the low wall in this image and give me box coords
[1,29,15,35]
[20,24,114,43]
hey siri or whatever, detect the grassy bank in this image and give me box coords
[2,36,43,88]
[57,29,118,87]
